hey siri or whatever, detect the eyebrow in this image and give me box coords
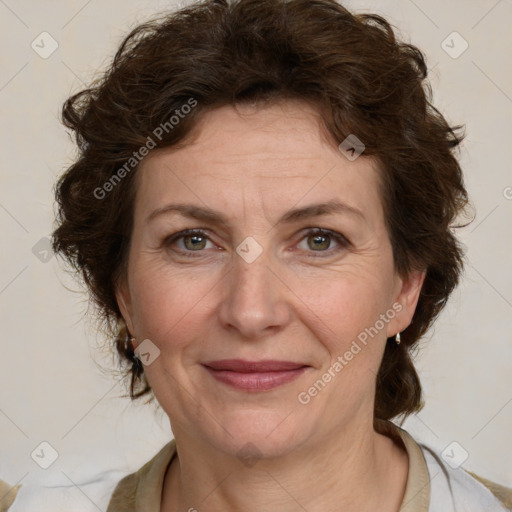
[146,200,366,227]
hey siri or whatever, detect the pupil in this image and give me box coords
[186,235,205,250]
[310,234,329,250]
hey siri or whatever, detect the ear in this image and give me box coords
[386,269,426,338]
[115,277,136,337]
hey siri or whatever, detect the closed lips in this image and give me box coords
[202,359,310,391]
[202,360,308,372]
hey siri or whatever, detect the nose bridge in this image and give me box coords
[218,239,288,338]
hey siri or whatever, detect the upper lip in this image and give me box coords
[202,359,308,372]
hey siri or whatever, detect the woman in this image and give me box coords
[4,0,510,510]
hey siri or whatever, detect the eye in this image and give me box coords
[163,229,215,257]
[296,228,350,256]
[163,227,350,258]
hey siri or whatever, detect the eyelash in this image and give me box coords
[162,228,350,259]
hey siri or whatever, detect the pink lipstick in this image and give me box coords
[202,359,309,391]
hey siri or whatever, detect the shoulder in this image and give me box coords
[1,441,176,512]
[0,479,21,512]
[419,442,512,511]
[1,469,128,512]
[465,471,512,510]
[382,421,512,512]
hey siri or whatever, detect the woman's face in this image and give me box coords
[116,99,424,457]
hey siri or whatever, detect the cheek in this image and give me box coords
[297,265,393,347]
[129,261,219,347]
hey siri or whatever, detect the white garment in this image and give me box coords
[5,441,511,511]
[7,469,128,512]
[422,445,511,512]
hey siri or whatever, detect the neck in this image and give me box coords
[161,419,409,512]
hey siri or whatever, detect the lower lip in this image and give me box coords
[203,366,308,391]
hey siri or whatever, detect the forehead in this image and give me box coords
[134,100,384,225]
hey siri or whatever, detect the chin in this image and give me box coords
[204,409,308,460]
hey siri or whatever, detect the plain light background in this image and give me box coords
[0,0,511,496]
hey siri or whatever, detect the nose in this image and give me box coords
[218,243,291,340]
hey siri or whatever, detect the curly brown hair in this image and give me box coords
[51,0,470,425]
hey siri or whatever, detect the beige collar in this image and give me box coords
[378,420,431,511]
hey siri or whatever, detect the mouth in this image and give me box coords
[201,359,310,391]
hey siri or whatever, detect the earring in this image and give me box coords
[395,332,401,345]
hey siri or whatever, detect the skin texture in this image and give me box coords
[116,99,426,511]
